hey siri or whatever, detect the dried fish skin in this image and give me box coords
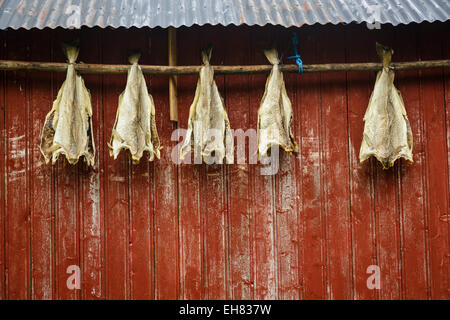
[257,48,298,159]
[109,52,161,163]
[359,43,413,169]
[40,43,95,166]
[180,48,234,164]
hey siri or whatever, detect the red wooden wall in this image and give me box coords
[0,22,448,300]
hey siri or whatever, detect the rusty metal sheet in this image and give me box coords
[0,0,448,30]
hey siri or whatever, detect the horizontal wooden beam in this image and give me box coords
[0,59,449,75]
[168,26,178,122]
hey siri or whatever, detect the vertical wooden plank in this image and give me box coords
[318,25,353,300]
[202,160,228,300]
[419,23,450,300]
[177,26,203,300]
[369,26,402,300]
[294,27,306,301]
[129,124,154,299]
[54,128,79,298]
[152,28,179,300]
[29,29,54,300]
[168,27,178,122]
[4,29,31,299]
[201,27,229,300]
[52,29,80,300]
[250,27,277,300]
[274,28,300,300]
[0,30,5,300]
[345,25,378,300]
[394,24,430,300]
[102,28,130,299]
[78,28,105,300]
[297,26,326,300]
[129,29,154,300]
[225,26,253,300]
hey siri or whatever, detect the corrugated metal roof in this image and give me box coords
[0,0,448,30]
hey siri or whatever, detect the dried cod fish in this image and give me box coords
[40,42,95,166]
[257,48,298,159]
[180,47,233,164]
[109,52,161,163]
[359,43,413,169]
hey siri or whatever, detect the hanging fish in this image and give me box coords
[180,47,233,164]
[40,41,95,166]
[257,48,298,159]
[359,43,413,169]
[109,51,161,163]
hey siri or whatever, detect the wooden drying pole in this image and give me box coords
[168,27,178,122]
[0,58,448,75]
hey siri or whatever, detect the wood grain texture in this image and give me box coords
[201,27,229,300]
[274,29,301,300]
[318,25,353,300]
[79,29,105,300]
[0,29,6,300]
[297,28,327,300]
[128,29,155,300]
[224,26,253,300]
[369,26,403,300]
[177,26,203,300]
[444,23,450,302]
[168,27,178,122]
[0,22,448,300]
[250,27,278,300]
[102,28,130,300]
[52,29,80,300]
[395,24,430,300]
[152,29,179,300]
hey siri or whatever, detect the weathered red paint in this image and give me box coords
[29,29,53,300]
[297,28,327,299]
[224,26,253,300]
[102,28,130,300]
[79,28,105,300]
[151,28,179,300]
[177,26,203,300]
[444,25,450,302]
[250,28,277,300]
[5,29,30,299]
[319,26,354,300]
[0,30,5,301]
[201,29,229,300]
[395,25,429,300]
[52,29,80,301]
[0,22,448,300]
[419,23,450,299]
[127,29,154,300]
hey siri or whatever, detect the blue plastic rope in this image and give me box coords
[287,32,303,74]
